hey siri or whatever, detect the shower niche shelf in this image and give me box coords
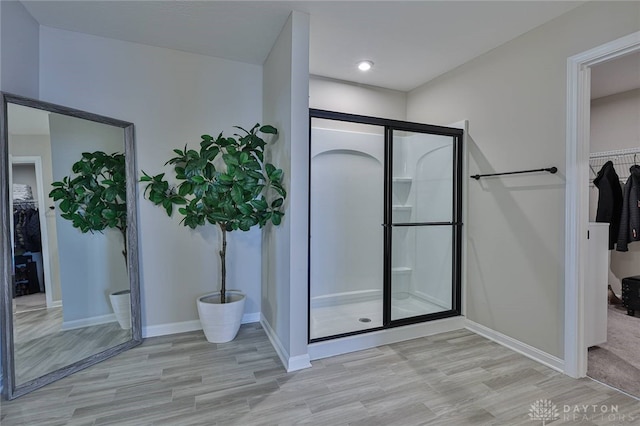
[392,178,412,208]
[392,205,412,222]
[392,177,412,184]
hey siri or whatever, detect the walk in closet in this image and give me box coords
[586,56,640,398]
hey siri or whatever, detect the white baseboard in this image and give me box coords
[260,314,290,369]
[287,354,312,372]
[61,313,116,331]
[143,320,202,338]
[465,319,564,373]
[242,312,261,324]
[49,299,62,308]
[260,314,311,372]
[142,312,260,338]
[309,315,466,361]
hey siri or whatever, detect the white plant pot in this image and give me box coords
[197,290,245,343]
[109,289,131,330]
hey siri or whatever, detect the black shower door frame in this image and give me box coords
[308,109,463,343]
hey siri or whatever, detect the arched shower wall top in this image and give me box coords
[310,127,384,301]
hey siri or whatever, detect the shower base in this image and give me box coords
[310,292,446,340]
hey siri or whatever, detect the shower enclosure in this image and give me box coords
[309,110,463,341]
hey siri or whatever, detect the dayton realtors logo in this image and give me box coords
[529,399,635,424]
[529,399,559,425]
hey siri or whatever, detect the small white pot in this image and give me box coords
[197,290,245,343]
[109,289,131,330]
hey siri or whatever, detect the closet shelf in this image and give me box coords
[392,266,412,274]
[589,148,640,183]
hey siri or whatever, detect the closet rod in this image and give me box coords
[590,147,640,159]
[13,199,37,206]
[470,167,557,180]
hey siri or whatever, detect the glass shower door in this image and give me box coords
[390,130,459,321]
[309,118,385,340]
[309,109,463,342]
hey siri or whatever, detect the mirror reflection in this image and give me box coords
[8,103,132,386]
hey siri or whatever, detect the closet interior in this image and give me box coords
[586,69,640,399]
[11,171,45,309]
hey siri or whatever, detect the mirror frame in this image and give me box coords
[0,92,142,400]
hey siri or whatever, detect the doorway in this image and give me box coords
[308,110,463,342]
[565,31,640,382]
[10,156,55,310]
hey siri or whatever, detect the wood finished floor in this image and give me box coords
[1,324,639,425]
[13,305,131,385]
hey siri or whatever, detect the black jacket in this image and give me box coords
[594,161,623,249]
[616,164,640,252]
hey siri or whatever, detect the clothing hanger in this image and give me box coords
[630,153,640,173]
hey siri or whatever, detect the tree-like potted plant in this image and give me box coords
[49,151,131,329]
[141,123,286,343]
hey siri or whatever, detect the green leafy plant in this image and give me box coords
[49,151,128,263]
[141,123,286,303]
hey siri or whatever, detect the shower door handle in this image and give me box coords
[386,222,457,227]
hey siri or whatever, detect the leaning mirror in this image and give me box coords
[1,93,142,400]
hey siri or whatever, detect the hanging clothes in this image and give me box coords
[13,204,41,253]
[594,160,623,250]
[24,208,42,252]
[616,164,640,252]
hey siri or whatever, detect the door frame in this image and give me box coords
[10,155,55,309]
[564,30,640,378]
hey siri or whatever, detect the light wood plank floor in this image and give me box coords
[1,324,639,425]
[13,306,131,385]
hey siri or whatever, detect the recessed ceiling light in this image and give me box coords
[358,60,373,72]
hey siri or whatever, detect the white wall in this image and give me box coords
[590,88,640,293]
[0,0,39,97]
[591,89,640,153]
[407,1,640,358]
[39,27,264,331]
[262,11,311,371]
[309,76,406,120]
[0,0,39,381]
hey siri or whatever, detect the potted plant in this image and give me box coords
[141,123,286,343]
[49,151,131,329]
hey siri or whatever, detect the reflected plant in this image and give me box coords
[49,151,128,263]
[140,123,286,303]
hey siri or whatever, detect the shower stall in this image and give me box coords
[309,110,463,342]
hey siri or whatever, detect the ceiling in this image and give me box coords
[591,51,640,99]
[21,1,585,92]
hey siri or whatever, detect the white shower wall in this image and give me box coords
[310,126,384,301]
[392,133,454,311]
